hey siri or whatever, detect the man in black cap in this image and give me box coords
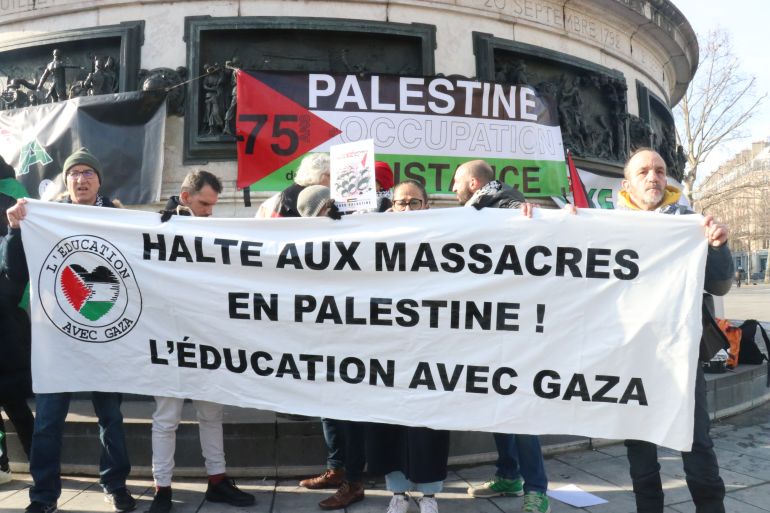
[3,148,135,513]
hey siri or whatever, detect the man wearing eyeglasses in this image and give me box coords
[3,148,136,513]
[453,160,550,513]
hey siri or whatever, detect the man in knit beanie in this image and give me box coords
[62,148,102,184]
[297,185,334,217]
[4,148,134,513]
[60,148,107,206]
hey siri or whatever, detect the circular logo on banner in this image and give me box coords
[39,235,142,343]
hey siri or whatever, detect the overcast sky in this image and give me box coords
[671,0,770,175]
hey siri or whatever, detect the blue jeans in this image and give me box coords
[493,433,548,493]
[29,392,130,505]
[321,418,365,482]
[386,471,443,495]
[625,367,725,513]
[322,418,344,469]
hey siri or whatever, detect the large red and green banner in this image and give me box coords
[235,71,568,196]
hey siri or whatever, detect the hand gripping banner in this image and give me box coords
[20,201,707,450]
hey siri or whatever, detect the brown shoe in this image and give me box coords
[318,481,365,510]
[299,468,345,489]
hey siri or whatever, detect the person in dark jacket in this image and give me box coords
[453,160,549,513]
[617,148,731,513]
[0,171,35,485]
[4,148,135,513]
[160,169,222,219]
[452,159,526,210]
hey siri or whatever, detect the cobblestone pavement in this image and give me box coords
[723,282,770,324]
[2,270,766,512]
[1,400,769,513]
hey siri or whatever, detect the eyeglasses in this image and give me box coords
[393,198,424,210]
[68,170,96,180]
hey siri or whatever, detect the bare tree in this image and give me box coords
[676,28,766,203]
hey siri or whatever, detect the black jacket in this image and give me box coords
[466,180,526,210]
[276,183,306,218]
[366,423,450,483]
[0,231,31,400]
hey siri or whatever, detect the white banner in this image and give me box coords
[21,200,707,450]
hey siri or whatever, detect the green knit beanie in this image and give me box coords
[62,148,102,183]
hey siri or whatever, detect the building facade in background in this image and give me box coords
[695,140,770,283]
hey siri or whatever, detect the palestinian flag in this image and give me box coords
[60,264,120,321]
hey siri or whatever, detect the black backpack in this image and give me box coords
[738,320,770,386]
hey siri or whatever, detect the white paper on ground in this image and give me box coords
[547,484,608,507]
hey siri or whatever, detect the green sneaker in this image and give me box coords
[467,476,524,498]
[522,491,550,513]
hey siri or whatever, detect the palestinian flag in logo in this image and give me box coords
[60,264,120,321]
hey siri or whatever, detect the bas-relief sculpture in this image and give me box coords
[0,48,121,110]
[495,54,630,164]
[191,57,239,137]
[493,49,681,178]
[0,45,190,118]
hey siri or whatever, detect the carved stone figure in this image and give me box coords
[83,56,109,96]
[202,63,225,134]
[628,115,653,149]
[37,49,74,103]
[0,79,31,110]
[509,60,530,85]
[495,62,512,84]
[104,56,119,93]
[67,81,85,99]
[139,66,189,116]
[222,57,241,136]
[535,80,558,99]
[62,55,117,99]
[594,114,613,160]
[558,75,589,154]
[657,123,680,179]
[676,145,687,179]
[614,111,629,161]
[602,77,628,160]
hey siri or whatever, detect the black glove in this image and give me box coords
[327,203,343,220]
[159,209,174,222]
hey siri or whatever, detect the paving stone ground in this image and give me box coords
[1,400,768,513]
[1,272,767,512]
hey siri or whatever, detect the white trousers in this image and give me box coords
[151,397,226,486]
